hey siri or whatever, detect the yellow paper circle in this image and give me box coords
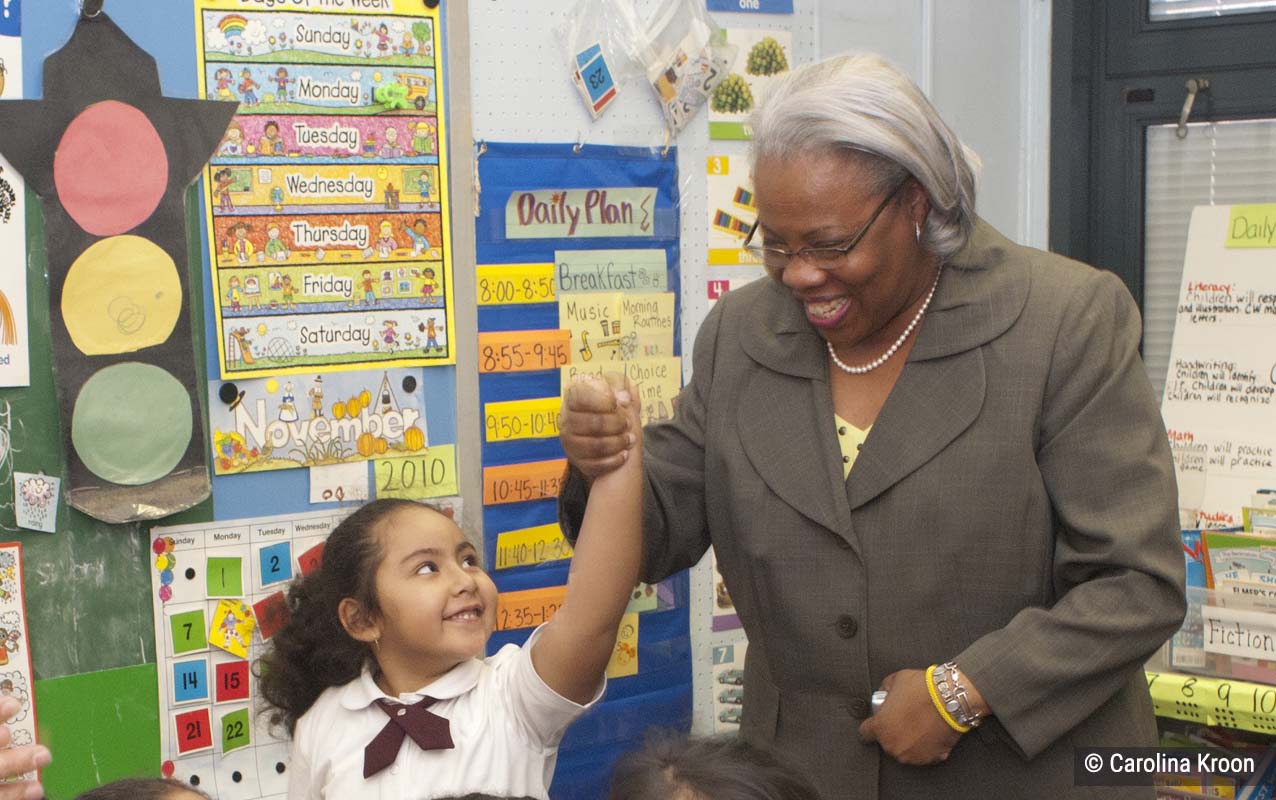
[156,554,169,571]
[62,235,181,356]
[265,379,279,394]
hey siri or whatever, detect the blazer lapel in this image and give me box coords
[730,219,1030,528]
[846,348,986,510]
[848,219,1029,509]
[737,282,855,546]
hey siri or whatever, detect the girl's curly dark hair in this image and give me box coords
[75,778,209,800]
[256,498,421,734]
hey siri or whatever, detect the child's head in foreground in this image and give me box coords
[607,733,822,800]
[258,499,497,733]
[74,778,208,800]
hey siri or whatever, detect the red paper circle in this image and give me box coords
[54,100,169,236]
[161,760,175,778]
[152,537,166,554]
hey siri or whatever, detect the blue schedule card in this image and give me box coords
[706,0,794,13]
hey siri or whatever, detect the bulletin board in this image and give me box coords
[475,141,690,798]
[0,1,471,797]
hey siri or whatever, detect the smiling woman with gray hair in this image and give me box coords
[558,52,1185,799]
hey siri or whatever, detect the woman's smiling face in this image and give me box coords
[752,150,932,354]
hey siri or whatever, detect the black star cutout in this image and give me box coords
[0,12,236,523]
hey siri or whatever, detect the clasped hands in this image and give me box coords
[559,372,639,480]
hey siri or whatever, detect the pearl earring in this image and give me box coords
[914,221,921,243]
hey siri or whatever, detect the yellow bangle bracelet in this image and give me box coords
[925,664,971,734]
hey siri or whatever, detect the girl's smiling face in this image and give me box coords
[348,507,498,692]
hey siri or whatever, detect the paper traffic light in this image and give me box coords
[0,10,236,523]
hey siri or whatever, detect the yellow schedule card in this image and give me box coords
[494,523,574,570]
[484,397,561,442]
[476,263,557,305]
[373,444,458,500]
[606,612,640,678]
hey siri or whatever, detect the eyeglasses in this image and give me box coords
[742,180,906,269]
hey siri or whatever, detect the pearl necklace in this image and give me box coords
[826,266,943,375]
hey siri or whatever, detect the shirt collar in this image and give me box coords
[338,658,484,711]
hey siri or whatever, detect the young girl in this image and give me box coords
[260,374,643,799]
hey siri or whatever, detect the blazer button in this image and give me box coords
[848,697,870,719]
[836,614,858,639]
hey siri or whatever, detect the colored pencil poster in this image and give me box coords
[195,0,455,377]
[707,154,763,267]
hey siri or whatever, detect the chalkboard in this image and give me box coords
[1,189,212,683]
[0,184,211,797]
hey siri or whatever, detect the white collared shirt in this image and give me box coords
[287,626,603,800]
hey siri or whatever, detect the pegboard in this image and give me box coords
[468,0,817,738]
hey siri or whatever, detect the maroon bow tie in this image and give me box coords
[363,696,455,778]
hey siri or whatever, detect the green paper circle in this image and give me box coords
[71,363,193,486]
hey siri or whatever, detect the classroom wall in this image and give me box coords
[816,0,1052,249]
[3,0,1052,793]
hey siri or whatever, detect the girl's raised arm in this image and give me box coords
[532,374,643,704]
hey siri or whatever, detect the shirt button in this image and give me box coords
[396,708,406,716]
[848,697,870,719]
[836,614,858,638]
[842,455,851,464]
[838,426,847,435]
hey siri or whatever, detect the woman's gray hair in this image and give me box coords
[749,53,980,261]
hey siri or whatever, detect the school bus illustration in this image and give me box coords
[396,73,434,110]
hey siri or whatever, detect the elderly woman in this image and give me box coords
[559,54,1185,799]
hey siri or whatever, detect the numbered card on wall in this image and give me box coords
[707,155,762,266]
[711,640,748,733]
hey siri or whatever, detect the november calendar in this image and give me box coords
[148,508,342,799]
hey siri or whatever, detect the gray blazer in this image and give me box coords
[562,221,1186,799]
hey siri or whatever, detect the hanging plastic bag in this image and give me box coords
[557,0,647,121]
[638,0,735,138]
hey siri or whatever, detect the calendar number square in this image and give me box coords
[252,592,290,641]
[259,542,292,587]
[216,661,250,703]
[175,707,213,754]
[172,658,209,704]
[221,707,251,753]
[207,556,244,597]
[170,610,208,655]
[297,542,324,576]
